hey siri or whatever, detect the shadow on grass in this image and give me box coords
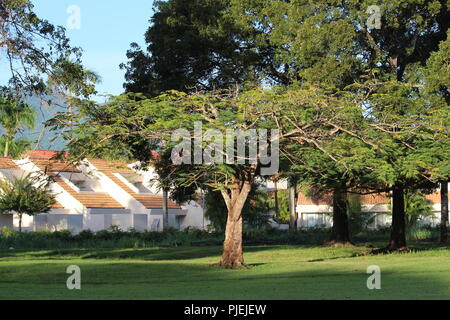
[5,244,297,261]
[1,240,447,263]
[0,254,448,299]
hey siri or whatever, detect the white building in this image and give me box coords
[0,150,208,233]
[295,188,448,229]
[262,178,448,229]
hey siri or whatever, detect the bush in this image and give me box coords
[347,195,375,233]
[52,230,73,241]
[139,230,166,242]
[0,226,17,238]
[75,229,95,240]
[407,225,438,240]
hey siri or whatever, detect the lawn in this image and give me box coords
[0,242,449,300]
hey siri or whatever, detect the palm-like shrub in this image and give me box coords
[0,94,35,157]
[0,174,56,232]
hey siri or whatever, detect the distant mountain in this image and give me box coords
[16,95,67,151]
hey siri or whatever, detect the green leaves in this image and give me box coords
[1,0,82,94]
[0,173,56,217]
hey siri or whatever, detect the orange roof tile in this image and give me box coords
[426,191,450,204]
[30,159,81,173]
[297,192,333,205]
[0,157,65,208]
[88,158,180,209]
[25,149,69,160]
[297,191,390,206]
[26,157,125,209]
[361,193,390,205]
[48,174,124,209]
[0,157,18,169]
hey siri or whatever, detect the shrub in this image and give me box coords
[52,230,73,241]
[0,173,56,232]
[347,195,376,233]
[75,229,95,240]
[139,230,166,242]
[0,226,17,238]
[407,226,438,240]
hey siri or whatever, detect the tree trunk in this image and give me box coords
[329,189,350,243]
[18,214,22,233]
[218,180,252,269]
[440,181,449,243]
[3,139,9,157]
[221,205,244,268]
[389,187,407,249]
[273,180,279,218]
[162,189,169,230]
[288,181,297,230]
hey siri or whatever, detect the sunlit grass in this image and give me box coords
[0,242,449,300]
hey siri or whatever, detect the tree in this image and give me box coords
[268,189,289,224]
[0,0,84,95]
[441,182,449,243]
[422,30,450,242]
[242,85,383,244]
[404,190,433,228]
[121,0,263,97]
[0,173,56,232]
[204,184,271,232]
[61,89,278,268]
[233,0,449,249]
[0,137,31,158]
[287,179,298,231]
[0,94,35,157]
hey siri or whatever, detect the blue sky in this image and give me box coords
[31,0,154,97]
[0,1,155,149]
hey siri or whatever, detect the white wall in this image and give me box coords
[83,160,148,214]
[180,200,208,230]
[0,214,13,228]
[14,158,85,214]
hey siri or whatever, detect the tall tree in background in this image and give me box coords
[232,0,448,249]
[441,182,449,243]
[119,0,269,230]
[229,1,368,242]
[0,0,84,95]
[422,31,450,242]
[0,94,35,157]
[120,0,265,97]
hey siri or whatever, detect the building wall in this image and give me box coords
[83,160,148,214]
[0,214,13,229]
[179,200,207,230]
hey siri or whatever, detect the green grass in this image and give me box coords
[0,242,449,300]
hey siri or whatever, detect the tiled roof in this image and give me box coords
[297,191,390,206]
[0,157,18,169]
[25,149,69,160]
[47,173,124,209]
[0,157,64,208]
[88,158,181,209]
[28,159,124,209]
[297,192,333,206]
[297,189,448,206]
[426,191,450,204]
[29,159,81,173]
[361,193,390,205]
